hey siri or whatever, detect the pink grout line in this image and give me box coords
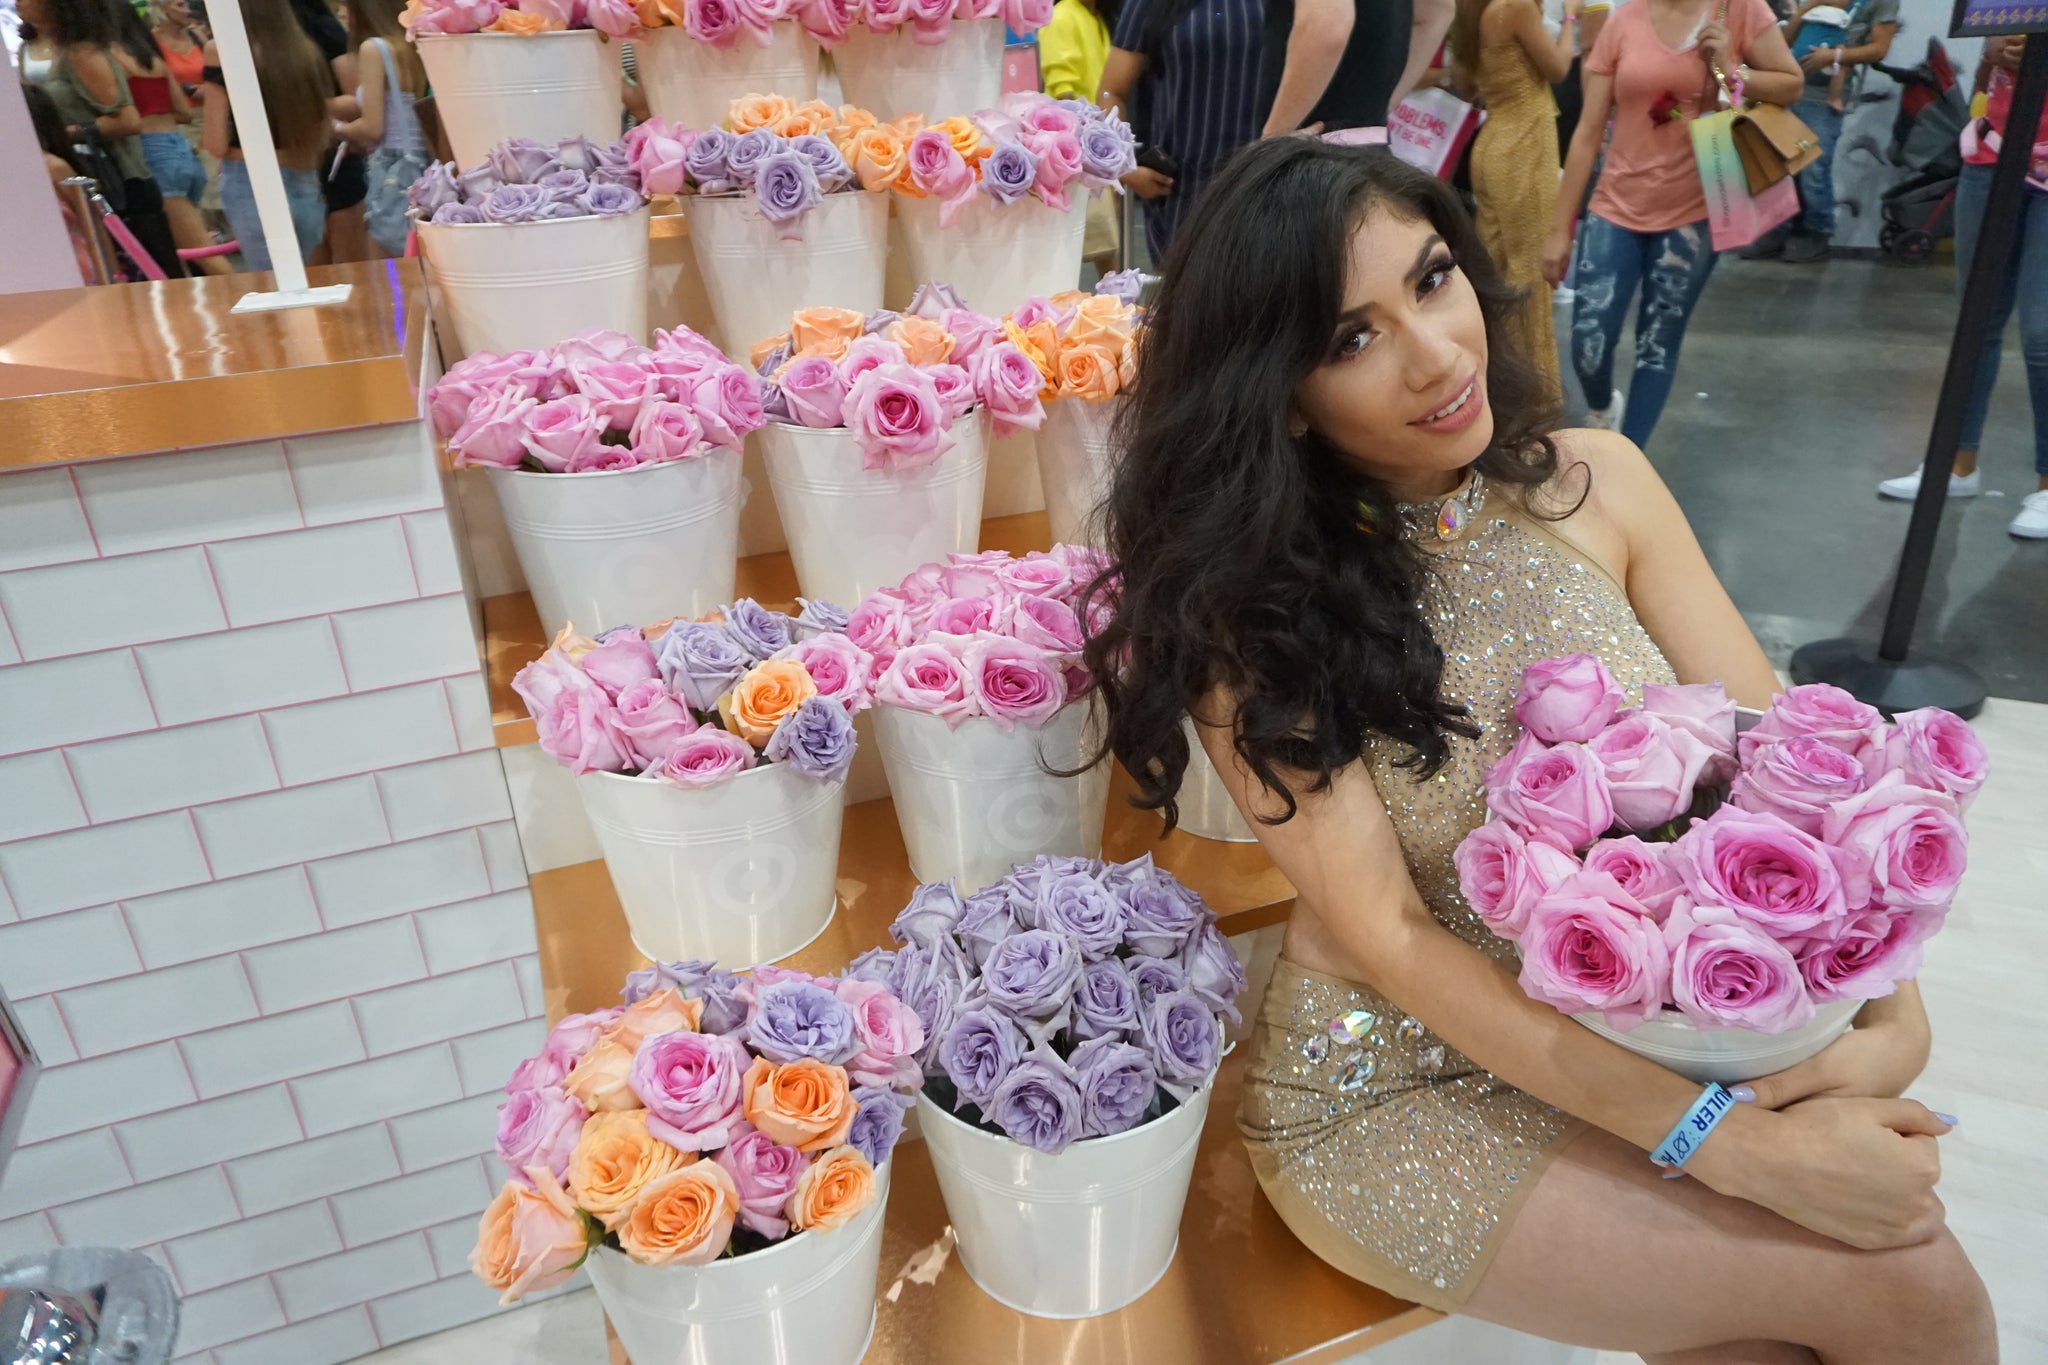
[187,809,220,882]
[325,616,354,693]
[280,444,310,528]
[220,1158,246,1221]
[298,863,330,932]
[395,515,424,599]
[51,747,92,823]
[468,826,495,893]
[440,678,469,754]
[0,598,23,662]
[198,542,233,628]
[128,648,163,729]
[65,468,104,558]
[252,714,286,787]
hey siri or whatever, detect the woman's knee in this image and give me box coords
[1830,1227,1995,1358]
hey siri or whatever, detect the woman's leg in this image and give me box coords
[1950,163,2012,477]
[2008,185,2048,492]
[1618,220,1716,447]
[216,159,270,272]
[1569,213,1647,412]
[159,194,230,277]
[1461,1127,1996,1363]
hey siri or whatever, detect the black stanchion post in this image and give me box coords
[1789,36,2048,719]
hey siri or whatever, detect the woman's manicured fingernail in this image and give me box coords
[1935,1112,1958,1126]
[1661,1169,1688,1180]
[1729,1085,1756,1103]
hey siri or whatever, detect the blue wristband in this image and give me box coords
[1649,1083,1736,1168]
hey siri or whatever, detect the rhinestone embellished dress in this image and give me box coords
[1237,482,1677,1312]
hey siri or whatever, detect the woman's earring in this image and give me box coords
[1288,418,1309,440]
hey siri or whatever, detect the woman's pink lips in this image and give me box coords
[1409,376,1485,434]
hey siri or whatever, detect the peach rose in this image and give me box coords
[786,1145,877,1234]
[1118,334,1137,389]
[790,306,866,362]
[719,659,819,747]
[728,93,796,135]
[471,1169,591,1305]
[568,1110,694,1230]
[742,1056,856,1153]
[1001,320,1057,395]
[1056,342,1121,402]
[616,1161,740,1266]
[773,110,829,139]
[563,1038,640,1113]
[847,127,908,193]
[1048,289,1091,312]
[485,8,564,31]
[600,987,704,1052]
[888,113,927,138]
[792,99,839,131]
[750,333,789,371]
[551,622,597,661]
[1066,295,1135,351]
[886,316,955,367]
[935,115,989,165]
[837,106,880,137]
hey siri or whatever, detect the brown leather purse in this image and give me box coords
[1708,0,1824,193]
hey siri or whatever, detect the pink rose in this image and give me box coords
[972,340,1047,437]
[564,446,641,473]
[528,1007,622,1085]
[655,325,726,363]
[470,1170,588,1306]
[732,0,790,40]
[928,595,997,636]
[835,977,926,1089]
[614,678,700,768]
[712,1123,810,1239]
[1486,739,1615,852]
[574,361,659,431]
[584,0,640,35]
[683,0,742,44]
[1638,682,1738,783]
[534,685,634,774]
[1580,835,1684,922]
[1673,806,1846,935]
[846,592,910,657]
[1729,735,1870,837]
[1516,871,1670,1029]
[907,0,952,40]
[1022,128,1084,209]
[907,128,976,220]
[876,641,973,722]
[429,352,508,438]
[1011,593,1083,652]
[999,550,1073,598]
[690,364,768,452]
[842,334,908,385]
[938,551,1007,598]
[776,634,875,715]
[845,364,954,473]
[865,0,912,30]
[626,119,693,196]
[1453,820,1580,938]
[963,632,1064,729]
[658,727,758,787]
[1819,773,1967,911]
[1880,707,1988,809]
[1010,295,1067,331]
[555,327,646,369]
[629,1029,751,1151]
[1000,0,1052,29]
[1795,905,1931,1003]
[779,354,849,429]
[496,1085,589,1185]
[796,0,855,45]
[1513,653,1627,744]
[927,363,978,421]
[941,309,1003,368]
[1664,901,1814,1032]
[1586,712,1715,832]
[449,386,538,469]
[523,394,607,472]
[629,401,707,464]
[1739,683,1886,769]
[581,630,661,699]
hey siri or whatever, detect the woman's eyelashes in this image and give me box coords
[1333,326,1372,360]
[1330,257,1461,361]
[1419,254,1459,297]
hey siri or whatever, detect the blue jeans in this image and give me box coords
[217,157,325,273]
[1570,213,1719,447]
[1792,95,1844,236]
[139,130,208,202]
[1954,161,2048,477]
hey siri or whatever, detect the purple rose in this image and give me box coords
[787,134,853,192]
[408,160,461,215]
[532,200,587,220]
[891,880,965,949]
[723,597,794,661]
[887,939,973,1066]
[628,1029,750,1151]
[726,128,781,189]
[490,136,560,184]
[1095,268,1143,306]
[746,980,860,1063]
[938,1003,1026,1107]
[579,183,642,216]
[796,597,851,634]
[1125,955,1186,1011]
[848,1085,913,1168]
[904,280,966,316]
[458,162,502,199]
[862,307,903,334]
[655,620,751,710]
[621,958,718,1005]
[981,140,1038,204]
[554,135,603,172]
[685,127,734,184]
[430,201,487,225]
[956,885,1017,969]
[1070,1035,1156,1138]
[1070,957,1139,1041]
[481,183,549,223]
[495,1085,587,1184]
[763,695,857,782]
[1143,990,1220,1099]
[754,149,822,234]
[980,929,1083,1018]
[1036,871,1124,960]
[1077,119,1135,185]
[538,167,590,195]
[844,945,897,985]
[1179,921,1247,1026]
[986,1046,1085,1153]
[1117,867,1201,957]
[696,969,750,1035]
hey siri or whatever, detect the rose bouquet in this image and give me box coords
[864,92,1135,220]
[408,136,645,226]
[476,960,917,1363]
[402,0,640,36]
[1455,661,1984,1064]
[627,102,868,237]
[1001,274,1143,405]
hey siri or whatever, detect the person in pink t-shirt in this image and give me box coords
[1542,0,1802,445]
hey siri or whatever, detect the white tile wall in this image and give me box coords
[226,1126,402,1218]
[115,1083,305,1183]
[0,466,96,571]
[498,742,600,875]
[421,1215,480,1281]
[443,676,496,753]
[60,955,260,1057]
[66,715,280,825]
[135,618,349,726]
[414,890,538,975]
[274,1234,437,1322]
[0,649,157,754]
[177,1277,289,1354]
[269,684,461,789]
[0,904,142,997]
[0,811,211,918]
[72,443,302,557]
[305,831,492,929]
[329,1158,492,1249]
[208,520,419,628]
[167,1202,344,1295]
[284,427,441,528]
[0,749,89,842]
[0,1212,61,1258]
[194,775,392,879]
[330,595,479,694]
[290,1045,464,1138]
[376,752,513,843]
[46,1165,236,1247]
[16,1041,196,1143]
[0,1127,132,1221]
[449,1019,546,1099]
[10,994,78,1065]
[180,1004,366,1100]
[352,963,525,1060]
[477,821,528,892]
[242,918,426,1015]
[365,1273,504,1345]
[0,610,16,669]
[387,1094,500,1176]
[404,514,464,598]
[211,1305,380,1365]
[0,547,227,659]
[123,869,323,969]
[513,956,545,1021]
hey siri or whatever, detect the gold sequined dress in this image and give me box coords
[1237,480,1676,1312]
[1470,38,1562,396]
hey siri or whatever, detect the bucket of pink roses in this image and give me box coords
[403,0,633,171]
[1457,660,1985,1083]
[853,548,1114,890]
[887,93,1135,317]
[629,102,890,359]
[854,855,1245,1315]
[409,137,651,357]
[829,0,1042,119]
[634,3,825,129]
[476,959,923,1365]
[430,326,762,634]
[753,291,1028,608]
[514,601,870,964]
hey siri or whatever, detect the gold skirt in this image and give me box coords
[1237,960,1586,1312]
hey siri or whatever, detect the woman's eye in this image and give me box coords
[1335,328,1371,359]
[1420,260,1458,297]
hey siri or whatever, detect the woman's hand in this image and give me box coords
[1699,19,1734,74]
[1542,224,1574,285]
[1740,1001,1932,1107]
[1121,165,1175,199]
[1799,44,1839,73]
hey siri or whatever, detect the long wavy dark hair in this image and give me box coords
[1080,139,1570,828]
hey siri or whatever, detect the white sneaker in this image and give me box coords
[1877,468,1982,501]
[1583,391,1626,432]
[2011,489,2048,538]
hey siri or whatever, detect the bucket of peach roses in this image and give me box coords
[1011,277,1142,549]
[514,599,870,965]
[474,959,922,1365]
[1456,658,1986,1082]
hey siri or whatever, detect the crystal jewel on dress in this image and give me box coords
[1397,467,1487,542]
[1337,1055,1376,1091]
[1327,1010,1377,1045]
[1396,1016,1427,1043]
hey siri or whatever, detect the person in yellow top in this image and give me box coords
[1039,0,1121,274]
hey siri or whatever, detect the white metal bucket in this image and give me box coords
[575,760,845,967]
[416,207,650,358]
[871,700,1109,891]
[486,449,741,635]
[635,22,821,130]
[1034,394,1122,547]
[758,415,989,609]
[586,1163,888,1365]
[415,31,626,172]
[685,191,889,359]
[889,191,1088,317]
[1575,999,1860,1083]
[1176,719,1257,843]
[829,19,1004,119]
[917,1070,1212,1318]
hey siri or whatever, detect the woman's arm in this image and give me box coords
[69,45,144,139]
[1500,0,1580,85]
[1544,65,1611,282]
[337,38,384,148]
[1701,9,1803,105]
[169,66,193,120]
[1098,44,1144,118]
[1801,17,1897,76]
[200,42,231,160]
[1261,0,1354,136]
[1392,0,1456,108]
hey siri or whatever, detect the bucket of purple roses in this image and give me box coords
[410,136,651,358]
[1457,658,1986,1083]
[513,599,873,965]
[428,325,764,633]
[477,959,922,1365]
[407,6,633,173]
[854,853,1247,1316]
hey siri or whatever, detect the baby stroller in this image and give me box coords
[1872,38,1968,263]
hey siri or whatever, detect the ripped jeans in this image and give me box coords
[1569,213,1719,447]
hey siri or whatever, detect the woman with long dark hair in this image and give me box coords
[1082,138,1994,1356]
[200,0,336,271]
[108,0,227,274]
